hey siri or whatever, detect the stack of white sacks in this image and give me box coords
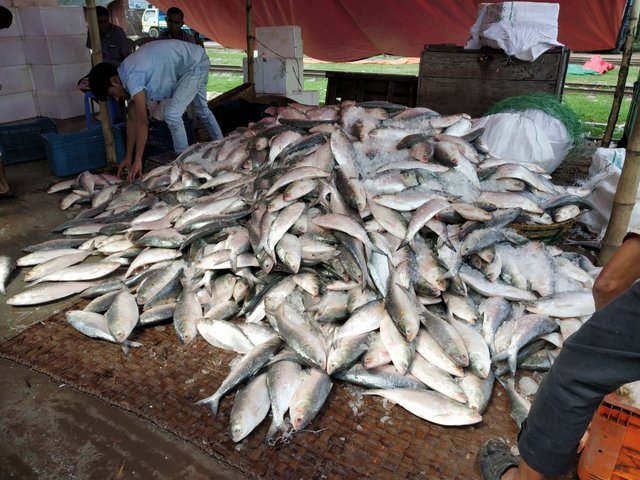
[0,4,90,123]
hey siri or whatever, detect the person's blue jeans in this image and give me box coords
[163,52,222,153]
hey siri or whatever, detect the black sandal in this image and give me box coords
[479,438,519,480]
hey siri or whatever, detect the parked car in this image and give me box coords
[141,7,191,37]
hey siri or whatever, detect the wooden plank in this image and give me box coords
[419,49,566,81]
[417,78,561,117]
[324,71,417,106]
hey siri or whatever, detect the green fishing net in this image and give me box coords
[486,92,583,145]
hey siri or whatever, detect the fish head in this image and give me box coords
[111,326,128,344]
[230,423,249,443]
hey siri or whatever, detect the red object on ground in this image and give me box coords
[583,55,616,74]
[577,393,640,480]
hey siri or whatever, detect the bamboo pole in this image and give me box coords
[602,0,640,147]
[599,102,640,264]
[86,0,117,168]
[246,0,254,85]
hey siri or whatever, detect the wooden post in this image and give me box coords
[246,0,254,85]
[599,103,640,264]
[86,0,117,168]
[602,0,640,147]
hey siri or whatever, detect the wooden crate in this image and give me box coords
[417,45,569,118]
[325,71,417,106]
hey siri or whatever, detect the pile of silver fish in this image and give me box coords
[3,101,599,443]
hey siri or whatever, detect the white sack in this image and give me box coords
[473,111,570,173]
[579,148,640,237]
[466,2,564,61]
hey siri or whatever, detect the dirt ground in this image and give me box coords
[0,151,247,480]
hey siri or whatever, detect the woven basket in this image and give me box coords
[512,219,575,244]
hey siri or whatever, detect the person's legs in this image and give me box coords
[482,282,640,480]
[163,68,199,153]
[192,55,223,141]
[517,282,640,476]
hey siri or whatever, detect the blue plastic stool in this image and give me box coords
[84,92,122,130]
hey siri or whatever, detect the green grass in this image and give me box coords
[205,47,637,141]
[563,93,631,139]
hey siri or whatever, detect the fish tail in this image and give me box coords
[265,419,280,444]
[491,350,508,363]
[195,395,220,418]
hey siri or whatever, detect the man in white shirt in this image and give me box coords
[88,40,223,182]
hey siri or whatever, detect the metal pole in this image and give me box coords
[602,0,640,147]
[86,0,117,168]
[246,0,254,85]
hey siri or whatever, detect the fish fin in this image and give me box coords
[265,419,280,444]
[195,395,220,418]
[491,350,508,363]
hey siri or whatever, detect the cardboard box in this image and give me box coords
[24,34,89,65]
[1,64,33,95]
[253,57,304,95]
[36,90,84,119]
[0,91,38,123]
[0,6,22,37]
[19,6,86,36]
[256,25,303,59]
[31,63,91,92]
[0,37,27,66]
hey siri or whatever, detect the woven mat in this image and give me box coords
[0,310,577,480]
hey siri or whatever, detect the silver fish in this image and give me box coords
[362,388,482,426]
[0,255,16,295]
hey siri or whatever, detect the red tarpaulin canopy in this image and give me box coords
[150,0,627,62]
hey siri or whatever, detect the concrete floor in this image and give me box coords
[0,120,247,479]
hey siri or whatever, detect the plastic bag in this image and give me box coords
[472,111,571,173]
[579,148,640,237]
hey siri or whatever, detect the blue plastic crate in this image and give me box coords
[42,128,125,177]
[0,117,57,165]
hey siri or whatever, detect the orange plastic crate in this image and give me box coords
[578,393,640,480]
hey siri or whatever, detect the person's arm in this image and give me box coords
[593,234,640,309]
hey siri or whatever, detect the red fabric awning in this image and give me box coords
[151,0,627,62]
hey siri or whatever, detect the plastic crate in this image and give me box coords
[0,117,57,165]
[578,393,640,480]
[120,118,194,158]
[42,128,125,177]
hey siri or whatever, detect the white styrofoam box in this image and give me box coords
[256,26,303,60]
[283,90,319,106]
[31,62,90,93]
[35,90,84,119]
[5,1,57,6]
[0,36,26,66]
[254,58,304,95]
[1,64,33,95]
[0,91,38,123]
[24,35,89,65]
[18,6,86,36]
[0,6,21,37]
